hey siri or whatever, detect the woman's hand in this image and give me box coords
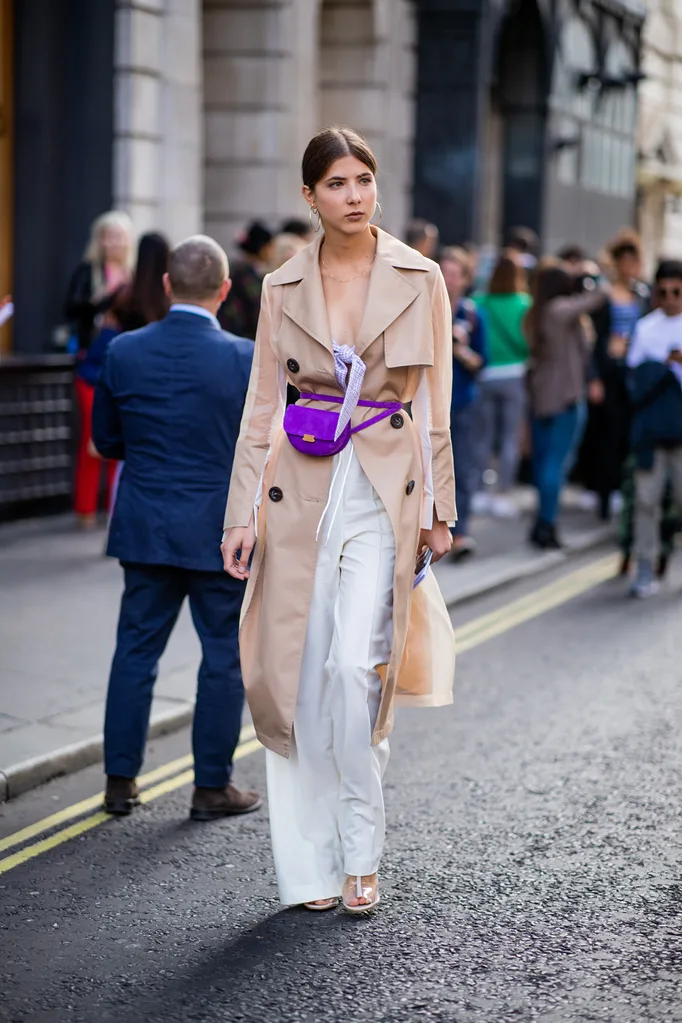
[587,378,605,405]
[419,519,452,564]
[221,519,257,580]
[453,343,483,372]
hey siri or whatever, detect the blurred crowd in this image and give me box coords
[62,214,312,529]
[425,218,682,598]
[63,209,682,600]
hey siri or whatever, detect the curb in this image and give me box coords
[0,522,615,804]
[439,523,615,609]
[0,704,194,803]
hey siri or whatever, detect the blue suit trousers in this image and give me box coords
[104,563,245,788]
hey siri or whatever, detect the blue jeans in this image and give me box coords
[531,404,582,526]
[450,403,477,536]
[104,564,245,788]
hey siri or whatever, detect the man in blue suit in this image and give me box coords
[93,235,262,820]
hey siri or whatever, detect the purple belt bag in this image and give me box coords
[283,393,402,457]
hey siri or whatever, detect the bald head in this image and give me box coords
[167,235,229,303]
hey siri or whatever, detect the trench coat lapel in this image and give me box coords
[353,253,417,358]
[274,227,431,359]
[279,235,332,355]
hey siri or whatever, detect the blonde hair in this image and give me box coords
[439,246,471,276]
[85,211,134,268]
[271,232,307,269]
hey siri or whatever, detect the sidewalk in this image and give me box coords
[0,488,614,800]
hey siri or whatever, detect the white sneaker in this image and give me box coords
[630,560,659,599]
[577,491,598,511]
[490,494,519,519]
[471,492,492,515]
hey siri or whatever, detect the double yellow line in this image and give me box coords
[0,552,618,876]
[0,728,262,876]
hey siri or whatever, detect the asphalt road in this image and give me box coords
[2,548,682,1023]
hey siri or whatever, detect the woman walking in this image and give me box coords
[473,254,530,517]
[68,212,133,526]
[221,127,456,914]
[582,231,649,520]
[111,231,170,332]
[525,266,607,548]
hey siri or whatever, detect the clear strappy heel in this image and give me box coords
[303,897,340,912]
[342,874,380,914]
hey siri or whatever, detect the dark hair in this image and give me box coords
[113,232,170,328]
[406,218,439,248]
[302,126,377,189]
[524,266,575,347]
[611,242,640,262]
[238,220,273,256]
[505,226,539,257]
[557,244,586,263]
[281,218,311,238]
[488,254,525,295]
[655,259,682,283]
[607,229,641,264]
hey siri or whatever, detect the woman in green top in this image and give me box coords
[473,254,531,517]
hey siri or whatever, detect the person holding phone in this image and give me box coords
[626,260,682,597]
[439,247,487,558]
[221,127,456,915]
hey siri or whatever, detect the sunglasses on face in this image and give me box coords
[658,286,682,299]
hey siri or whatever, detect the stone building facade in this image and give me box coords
[4,0,649,358]
[113,0,416,253]
[636,0,682,273]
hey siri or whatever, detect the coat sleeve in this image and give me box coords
[92,344,125,461]
[422,271,456,526]
[224,279,281,529]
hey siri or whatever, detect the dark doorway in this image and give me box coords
[12,0,115,354]
[494,0,548,240]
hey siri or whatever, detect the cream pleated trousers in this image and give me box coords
[266,445,395,906]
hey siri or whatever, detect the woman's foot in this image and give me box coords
[76,512,98,530]
[530,520,562,550]
[342,874,380,914]
[303,897,340,912]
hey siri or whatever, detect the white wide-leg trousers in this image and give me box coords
[266,446,395,906]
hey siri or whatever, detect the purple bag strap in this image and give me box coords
[350,406,400,434]
[298,392,402,436]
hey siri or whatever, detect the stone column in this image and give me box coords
[114,0,202,241]
[114,0,165,232]
[318,0,416,237]
[203,0,319,254]
[159,0,203,241]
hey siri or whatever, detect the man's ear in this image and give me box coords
[163,273,172,299]
[219,278,231,303]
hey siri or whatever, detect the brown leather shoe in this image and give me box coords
[104,776,140,816]
[190,783,263,821]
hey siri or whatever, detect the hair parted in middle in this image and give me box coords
[302,126,378,190]
[488,252,527,295]
[439,246,472,277]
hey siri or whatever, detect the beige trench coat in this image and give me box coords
[224,228,457,757]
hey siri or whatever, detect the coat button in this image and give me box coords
[406,480,415,495]
[287,358,300,374]
[268,486,283,503]
[390,413,404,429]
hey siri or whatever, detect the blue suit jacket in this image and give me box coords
[92,310,254,571]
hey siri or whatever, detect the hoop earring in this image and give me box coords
[309,205,321,233]
[371,202,383,226]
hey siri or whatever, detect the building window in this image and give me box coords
[550,15,637,200]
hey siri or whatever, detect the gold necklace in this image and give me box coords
[321,254,375,284]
